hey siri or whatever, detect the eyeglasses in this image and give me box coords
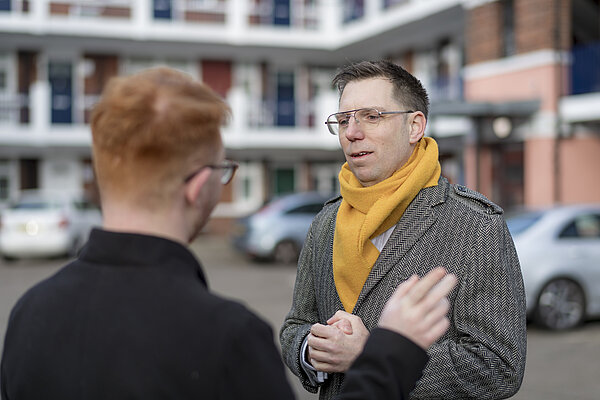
[184,160,239,185]
[325,108,414,135]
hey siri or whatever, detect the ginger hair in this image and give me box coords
[90,67,230,209]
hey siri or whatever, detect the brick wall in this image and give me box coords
[466,0,572,65]
[516,0,571,53]
[466,1,503,64]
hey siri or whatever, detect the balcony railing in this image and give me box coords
[236,95,317,130]
[0,93,29,124]
[571,41,600,95]
[49,0,132,18]
[247,0,318,29]
[428,76,463,103]
[0,0,30,13]
[154,0,227,23]
[342,0,364,24]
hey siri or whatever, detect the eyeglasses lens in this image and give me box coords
[327,108,381,135]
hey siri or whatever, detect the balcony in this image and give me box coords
[153,0,227,23]
[0,93,28,125]
[248,0,319,29]
[0,76,340,152]
[427,75,463,103]
[0,0,464,52]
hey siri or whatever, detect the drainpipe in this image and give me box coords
[553,0,564,205]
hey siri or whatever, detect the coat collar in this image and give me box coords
[79,228,208,287]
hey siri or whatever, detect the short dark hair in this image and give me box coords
[332,60,429,119]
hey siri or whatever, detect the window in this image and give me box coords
[502,0,516,57]
[153,0,172,19]
[286,202,324,215]
[343,0,364,23]
[559,214,600,239]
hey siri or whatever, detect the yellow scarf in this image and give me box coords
[333,137,441,312]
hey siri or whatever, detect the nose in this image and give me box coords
[343,116,365,141]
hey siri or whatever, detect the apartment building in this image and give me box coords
[461,0,600,208]
[0,0,598,233]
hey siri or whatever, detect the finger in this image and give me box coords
[331,318,353,335]
[422,317,450,346]
[307,335,333,352]
[391,274,419,298]
[327,310,352,325]
[420,298,451,327]
[419,274,457,310]
[405,268,448,304]
[310,323,334,338]
[310,358,337,373]
[308,346,333,364]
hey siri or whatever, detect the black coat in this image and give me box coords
[1,229,427,400]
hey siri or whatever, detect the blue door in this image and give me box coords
[153,0,172,19]
[0,0,11,11]
[273,0,290,26]
[49,62,72,124]
[276,72,295,126]
[571,42,600,95]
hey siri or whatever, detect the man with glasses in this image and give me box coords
[1,67,458,400]
[280,60,527,399]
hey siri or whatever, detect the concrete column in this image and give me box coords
[318,0,341,43]
[31,80,50,134]
[227,0,248,40]
[132,0,150,34]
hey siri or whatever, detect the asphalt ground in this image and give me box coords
[1,234,599,399]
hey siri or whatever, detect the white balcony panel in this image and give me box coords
[560,93,600,123]
[428,116,472,138]
[222,126,340,150]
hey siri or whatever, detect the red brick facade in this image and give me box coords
[466,1,503,64]
[467,0,572,65]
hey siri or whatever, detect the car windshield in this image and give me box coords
[506,211,544,235]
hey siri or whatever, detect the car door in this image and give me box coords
[282,201,325,245]
[556,212,600,315]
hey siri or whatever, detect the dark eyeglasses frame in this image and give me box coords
[184,160,239,185]
[325,108,414,135]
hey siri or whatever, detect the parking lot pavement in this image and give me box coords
[1,234,599,400]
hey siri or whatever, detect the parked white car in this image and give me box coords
[506,204,600,330]
[0,190,102,261]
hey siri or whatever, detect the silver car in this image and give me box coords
[232,191,332,264]
[506,204,600,330]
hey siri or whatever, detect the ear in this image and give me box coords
[408,111,426,144]
[184,168,212,206]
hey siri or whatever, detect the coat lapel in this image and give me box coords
[314,203,345,319]
[353,178,449,312]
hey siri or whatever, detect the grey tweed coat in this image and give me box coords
[279,177,527,400]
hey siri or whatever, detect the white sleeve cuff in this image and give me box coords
[300,334,328,385]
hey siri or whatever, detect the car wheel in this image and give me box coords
[534,278,586,330]
[273,240,299,265]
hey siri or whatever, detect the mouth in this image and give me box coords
[350,151,373,159]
